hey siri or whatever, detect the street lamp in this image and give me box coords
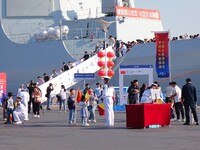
[59,19,62,41]
[96,19,115,77]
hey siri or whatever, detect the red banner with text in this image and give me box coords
[0,73,7,103]
[116,6,160,20]
[155,32,169,78]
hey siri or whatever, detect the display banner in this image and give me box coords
[0,73,7,103]
[155,32,169,78]
[116,6,160,20]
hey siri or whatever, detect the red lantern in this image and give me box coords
[107,69,115,77]
[107,61,114,69]
[98,61,105,68]
[107,51,114,60]
[98,69,106,77]
[97,51,105,59]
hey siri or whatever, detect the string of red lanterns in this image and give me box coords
[97,51,115,78]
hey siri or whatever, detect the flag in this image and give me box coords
[76,87,82,103]
[155,32,170,78]
[85,91,89,102]
[97,103,105,116]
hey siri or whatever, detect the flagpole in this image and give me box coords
[168,30,172,82]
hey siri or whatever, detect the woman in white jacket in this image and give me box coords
[59,85,67,112]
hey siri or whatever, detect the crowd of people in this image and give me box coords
[1,76,199,127]
[127,78,199,125]
[1,76,115,127]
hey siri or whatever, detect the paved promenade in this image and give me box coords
[0,106,200,150]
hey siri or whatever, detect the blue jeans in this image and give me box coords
[88,104,97,120]
[59,99,66,111]
[7,108,14,123]
[69,109,76,123]
[47,97,51,109]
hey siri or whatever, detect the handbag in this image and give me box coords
[34,97,43,103]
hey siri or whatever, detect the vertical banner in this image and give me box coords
[0,73,7,103]
[155,32,169,78]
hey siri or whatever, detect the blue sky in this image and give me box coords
[135,0,200,37]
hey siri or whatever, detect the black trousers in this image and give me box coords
[128,95,138,104]
[34,102,41,115]
[28,98,35,113]
[174,102,184,120]
[183,101,198,123]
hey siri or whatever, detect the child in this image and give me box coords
[88,88,98,123]
[5,92,14,124]
[67,89,76,125]
[79,95,89,126]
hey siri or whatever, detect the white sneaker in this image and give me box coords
[37,115,40,118]
[92,120,96,123]
[82,123,89,126]
[24,118,29,121]
[34,115,37,118]
[14,121,22,124]
[178,119,181,122]
[182,119,186,122]
[88,120,91,123]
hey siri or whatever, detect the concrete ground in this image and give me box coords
[0,106,200,150]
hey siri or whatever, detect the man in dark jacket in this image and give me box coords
[127,80,140,104]
[182,78,199,125]
[46,83,54,110]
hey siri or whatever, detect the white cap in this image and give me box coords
[16,94,22,99]
[102,76,111,79]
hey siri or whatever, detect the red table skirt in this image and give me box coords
[126,104,171,129]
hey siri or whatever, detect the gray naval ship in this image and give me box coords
[0,0,200,98]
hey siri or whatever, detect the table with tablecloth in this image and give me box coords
[126,103,171,128]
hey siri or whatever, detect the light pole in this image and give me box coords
[59,19,62,41]
[96,19,115,76]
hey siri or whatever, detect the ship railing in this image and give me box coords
[66,27,105,40]
[65,6,116,19]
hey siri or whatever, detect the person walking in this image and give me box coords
[171,82,185,122]
[46,83,54,110]
[79,95,89,126]
[182,78,199,125]
[67,89,76,125]
[102,76,114,127]
[88,88,98,123]
[59,85,67,112]
[32,85,42,118]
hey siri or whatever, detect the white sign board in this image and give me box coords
[119,65,153,105]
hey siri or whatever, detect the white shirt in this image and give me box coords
[103,84,114,98]
[141,89,153,103]
[7,98,14,109]
[173,85,182,103]
[166,86,174,97]
[20,91,30,107]
[60,89,67,99]
[15,102,26,113]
